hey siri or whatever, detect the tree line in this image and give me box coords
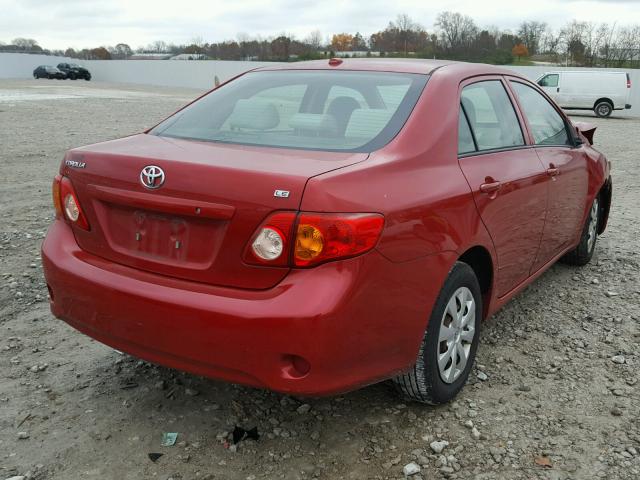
[2,12,639,67]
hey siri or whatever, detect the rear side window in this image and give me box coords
[538,74,559,88]
[458,108,476,154]
[151,70,428,153]
[460,81,524,151]
[510,82,570,146]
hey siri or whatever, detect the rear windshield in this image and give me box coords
[150,70,428,152]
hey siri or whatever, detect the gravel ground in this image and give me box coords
[0,79,639,480]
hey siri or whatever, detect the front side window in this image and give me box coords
[460,80,524,151]
[538,74,559,88]
[151,70,428,153]
[511,82,570,146]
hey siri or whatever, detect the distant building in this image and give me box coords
[330,51,381,58]
[128,53,173,60]
[169,53,209,60]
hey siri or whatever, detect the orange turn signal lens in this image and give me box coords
[295,224,324,261]
[52,175,63,217]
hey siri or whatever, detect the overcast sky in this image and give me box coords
[1,0,639,50]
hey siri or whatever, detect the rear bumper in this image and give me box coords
[42,220,451,395]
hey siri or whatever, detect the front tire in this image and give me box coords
[594,101,613,118]
[561,196,600,266]
[393,262,482,404]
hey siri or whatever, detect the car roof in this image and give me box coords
[545,70,625,75]
[253,58,527,80]
[254,58,454,75]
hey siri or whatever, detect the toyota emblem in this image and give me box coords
[140,165,165,189]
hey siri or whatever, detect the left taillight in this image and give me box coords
[52,175,90,231]
[244,211,384,268]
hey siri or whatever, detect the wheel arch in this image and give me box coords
[597,176,612,234]
[593,97,613,109]
[458,245,494,320]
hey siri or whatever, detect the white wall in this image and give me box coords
[1,53,637,115]
[84,59,277,89]
[0,53,76,78]
[0,53,275,90]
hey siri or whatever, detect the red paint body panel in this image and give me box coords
[42,59,611,396]
[65,135,367,289]
[42,219,455,395]
[459,149,548,296]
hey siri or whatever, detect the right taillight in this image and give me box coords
[244,211,384,268]
[245,212,296,267]
[293,213,384,267]
[52,175,90,231]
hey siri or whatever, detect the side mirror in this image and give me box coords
[573,121,597,146]
[573,133,584,147]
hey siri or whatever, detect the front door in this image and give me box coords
[508,80,589,271]
[457,78,548,297]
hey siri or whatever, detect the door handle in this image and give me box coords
[557,87,560,93]
[480,181,502,193]
[546,166,560,177]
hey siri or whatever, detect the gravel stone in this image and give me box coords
[402,462,421,476]
[430,440,449,454]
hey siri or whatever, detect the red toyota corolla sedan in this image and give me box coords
[42,59,612,404]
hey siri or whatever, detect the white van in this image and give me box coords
[537,71,631,117]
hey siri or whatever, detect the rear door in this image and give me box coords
[507,79,589,271]
[457,78,548,297]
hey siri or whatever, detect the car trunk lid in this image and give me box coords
[64,133,367,289]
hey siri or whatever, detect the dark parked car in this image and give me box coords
[42,59,611,404]
[33,65,66,79]
[57,62,91,81]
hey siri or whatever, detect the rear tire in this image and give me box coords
[594,101,613,118]
[561,196,600,266]
[393,262,482,404]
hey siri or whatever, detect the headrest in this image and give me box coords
[288,113,339,136]
[345,109,393,139]
[229,99,279,130]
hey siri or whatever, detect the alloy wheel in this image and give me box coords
[438,286,476,384]
[587,198,599,252]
